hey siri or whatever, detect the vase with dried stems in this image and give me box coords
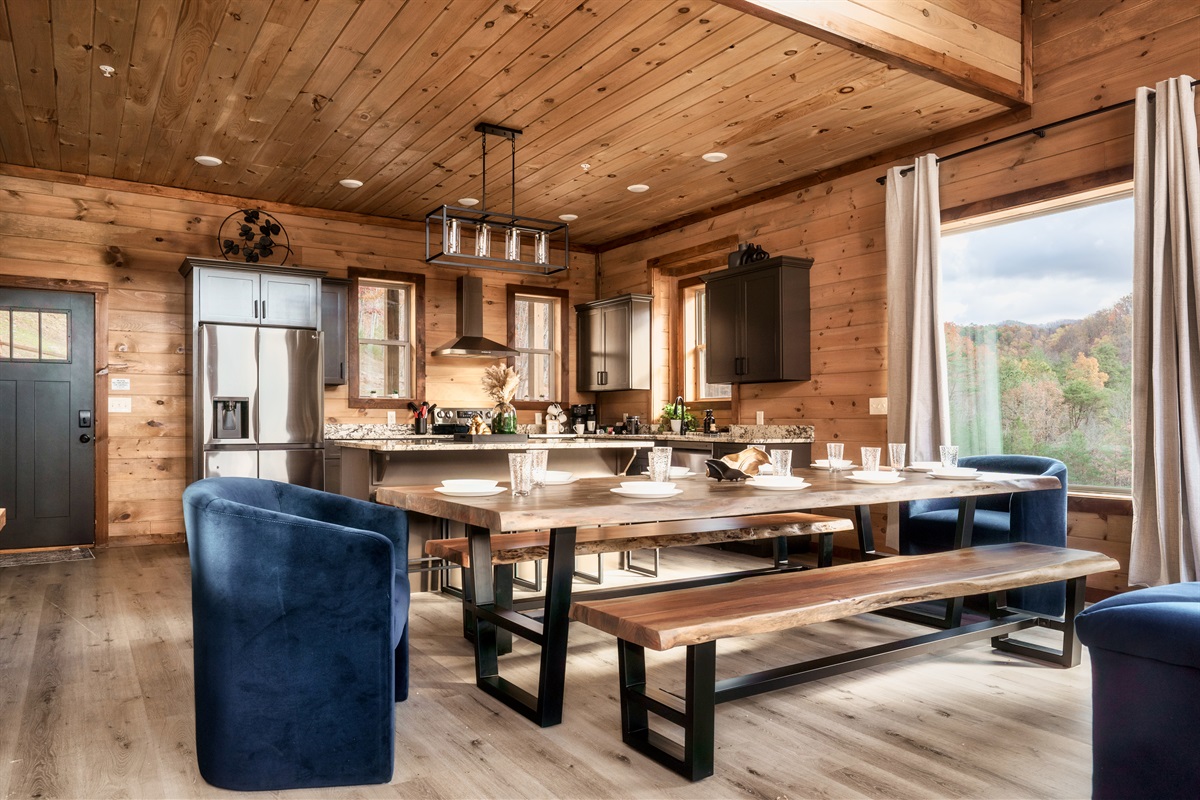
[482,365,521,434]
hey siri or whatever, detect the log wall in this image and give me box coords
[597,0,1199,590]
[0,170,594,545]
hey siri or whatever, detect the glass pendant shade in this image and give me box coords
[505,227,522,261]
[475,223,491,258]
[446,218,461,254]
[534,231,549,264]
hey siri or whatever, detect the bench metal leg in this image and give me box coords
[774,533,834,569]
[572,552,605,584]
[991,575,1087,667]
[621,548,660,577]
[617,639,716,781]
[512,559,543,592]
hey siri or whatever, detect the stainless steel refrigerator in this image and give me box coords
[198,323,324,488]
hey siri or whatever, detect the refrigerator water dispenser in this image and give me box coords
[213,397,249,440]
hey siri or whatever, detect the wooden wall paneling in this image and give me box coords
[1033,0,1198,74]
[87,0,140,178]
[5,0,59,169]
[48,0,94,174]
[0,1,32,164]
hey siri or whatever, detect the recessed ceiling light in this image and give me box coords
[458,197,479,206]
[559,214,578,222]
[99,65,116,78]
[194,155,222,167]
[627,184,649,193]
[702,152,728,163]
[338,178,364,189]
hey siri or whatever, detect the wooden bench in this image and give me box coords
[424,511,855,571]
[569,543,1120,781]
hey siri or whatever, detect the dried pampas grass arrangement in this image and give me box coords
[482,364,521,404]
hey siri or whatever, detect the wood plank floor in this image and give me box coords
[0,544,1094,799]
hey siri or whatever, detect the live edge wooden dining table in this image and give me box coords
[375,469,1061,728]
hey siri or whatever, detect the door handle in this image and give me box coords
[340,362,345,380]
[79,434,92,444]
[253,300,259,318]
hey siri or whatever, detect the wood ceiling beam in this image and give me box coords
[716,0,1030,108]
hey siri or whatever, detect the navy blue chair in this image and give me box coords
[1076,583,1200,800]
[899,454,1068,616]
[183,477,410,791]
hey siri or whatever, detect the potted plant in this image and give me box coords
[659,403,696,434]
[482,365,521,434]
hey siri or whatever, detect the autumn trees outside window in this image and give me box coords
[941,189,1134,490]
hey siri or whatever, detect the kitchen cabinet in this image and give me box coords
[321,279,349,385]
[575,294,651,392]
[191,261,320,328]
[702,256,812,383]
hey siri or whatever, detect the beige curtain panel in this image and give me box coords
[1129,75,1200,586]
[885,154,951,550]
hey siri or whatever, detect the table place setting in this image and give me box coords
[610,481,683,499]
[929,466,982,480]
[745,475,810,491]
[541,470,578,485]
[907,461,941,472]
[435,479,507,497]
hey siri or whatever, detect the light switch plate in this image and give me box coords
[869,397,888,415]
[109,396,132,413]
[387,411,396,426]
[755,411,765,425]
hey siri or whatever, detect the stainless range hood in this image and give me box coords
[432,275,519,358]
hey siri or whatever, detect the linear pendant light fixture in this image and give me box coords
[425,122,569,275]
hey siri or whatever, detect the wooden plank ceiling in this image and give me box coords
[0,0,1016,246]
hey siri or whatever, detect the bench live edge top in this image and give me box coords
[569,543,1120,651]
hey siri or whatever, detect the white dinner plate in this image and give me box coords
[844,475,905,485]
[641,470,697,478]
[434,486,507,497]
[928,473,983,481]
[810,462,857,470]
[745,479,810,491]
[610,487,684,499]
[542,476,578,485]
[907,462,941,472]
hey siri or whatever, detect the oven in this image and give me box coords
[431,407,493,435]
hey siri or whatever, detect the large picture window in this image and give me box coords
[940,188,1133,490]
[348,269,424,408]
[681,282,731,403]
[507,285,567,407]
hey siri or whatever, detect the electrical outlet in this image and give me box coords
[387,411,396,426]
[755,411,765,425]
[869,397,888,415]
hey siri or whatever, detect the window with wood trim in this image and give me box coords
[681,282,731,403]
[348,270,425,408]
[507,284,568,408]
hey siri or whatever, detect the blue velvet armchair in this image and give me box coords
[899,454,1068,616]
[1076,583,1200,800]
[183,477,411,791]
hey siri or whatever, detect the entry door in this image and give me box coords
[0,289,95,549]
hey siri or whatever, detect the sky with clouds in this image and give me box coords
[940,194,1134,325]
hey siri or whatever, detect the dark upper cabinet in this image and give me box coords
[575,294,652,392]
[702,256,813,383]
[321,279,349,385]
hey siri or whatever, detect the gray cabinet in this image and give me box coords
[193,263,320,328]
[321,279,348,385]
[576,294,651,392]
[702,256,812,383]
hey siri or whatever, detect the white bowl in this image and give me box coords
[931,466,978,477]
[441,479,498,491]
[543,470,573,483]
[621,481,676,492]
[668,465,690,478]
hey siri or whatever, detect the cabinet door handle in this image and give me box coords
[253,300,259,318]
[340,362,345,380]
[261,300,266,319]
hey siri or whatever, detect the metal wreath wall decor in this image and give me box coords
[217,209,293,264]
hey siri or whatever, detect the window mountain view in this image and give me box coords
[941,192,1134,490]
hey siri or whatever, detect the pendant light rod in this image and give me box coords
[473,122,521,214]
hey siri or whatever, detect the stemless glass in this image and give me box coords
[649,446,673,483]
[769,448,793,478]
[826,442,845,471]
[888,443,907,471]
[530,449,548,488]
[508,452,533,496]
[861,447,881,472]
[940,445,960,468]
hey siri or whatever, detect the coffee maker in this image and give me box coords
[570,403,596,433]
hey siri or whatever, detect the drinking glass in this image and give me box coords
[940,445,959,468]
[769,449,793,478]
[826,442,845,471]
[648,446,673,483]
[888,442,907,471]
[861,447,881,473]
[530,449,548,488]
[508,452,532,496]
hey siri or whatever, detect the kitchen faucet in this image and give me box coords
[674,395,684,428]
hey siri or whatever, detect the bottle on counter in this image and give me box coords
[703,409,716,435]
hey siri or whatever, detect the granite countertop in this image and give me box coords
[325,422,814,447]
[335,437,656,452]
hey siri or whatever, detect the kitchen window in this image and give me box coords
[940,186,1133,491]
[348,269,425,408]
[681,281,731,403]
[507,284,567,408]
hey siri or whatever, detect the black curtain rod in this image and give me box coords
[876,78,1200,185]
